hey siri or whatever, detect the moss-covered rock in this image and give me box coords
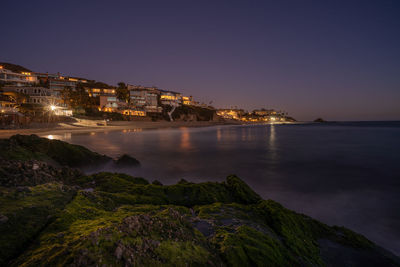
[114,154,140,167]
[225,175,262,204]
[256,200,328,265]
[4,173,399,266]
[214,225,296,267]
[74,172,262,207]
[0,183,76,266]
[0,136,399,266]
[0,159,82,187]
[0,134,111,167]
[11,194,221,266]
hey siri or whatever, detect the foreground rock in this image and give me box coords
[0,159,82,187]
[0,134,111,167]
[1,172,398,266]
[114,154,141,167]
[0,135,399,266]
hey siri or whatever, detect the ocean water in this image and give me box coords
[46,121,400,255]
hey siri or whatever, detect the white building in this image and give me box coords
[3,86,59,106]
[128,85,162,113]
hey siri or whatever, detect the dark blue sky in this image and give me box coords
[2,0,400,120]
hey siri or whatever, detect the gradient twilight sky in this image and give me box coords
[1,0,400,121]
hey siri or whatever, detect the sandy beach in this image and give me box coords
[0,120,241,139]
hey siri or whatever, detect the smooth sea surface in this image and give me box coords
[46,121,400,255]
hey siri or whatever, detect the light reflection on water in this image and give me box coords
[43,122,400,255]
[46,133,71,140]
[268,124,277,162]
[180,127,192,150]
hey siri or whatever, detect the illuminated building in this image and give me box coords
[86,87,116,97]
[0,94,18,114]
[216,109,245,120]
[48,79,76,96]
[128,85,162,113]
[51,106,73,116]
[35,72,89,97]
[182,96,194,105]
[122,109,146,116]
[3,86,60,106]
[0,67,38,86]
[253,109,276,116]
[159,90,182,106]
[99,95,126,111]
[99,96,146,117]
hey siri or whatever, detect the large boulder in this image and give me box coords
[0,134,111,167]
[114,154,140,167]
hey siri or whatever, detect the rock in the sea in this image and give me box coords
[314,118,327,123]
[114,154,140,166]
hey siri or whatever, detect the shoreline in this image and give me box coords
[0,120,240,139]
[0,119,300,139]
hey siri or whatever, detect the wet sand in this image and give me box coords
[0,120,240,139]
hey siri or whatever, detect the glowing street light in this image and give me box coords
[50,105,56,111]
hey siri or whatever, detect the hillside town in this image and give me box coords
[0,63,294,128]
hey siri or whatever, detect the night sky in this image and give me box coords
[2,0,399,121]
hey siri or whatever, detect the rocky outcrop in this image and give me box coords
[314,118,327,123]
[0,159,82,187]
[0,172,397,266]
[0,136,399,266]
[0,134,111,167]
[0,183,76,266]
[114,154,140,167]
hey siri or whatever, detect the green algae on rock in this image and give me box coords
[114,154,141,167]
[0,183,76,266]
[2,172,399,266]
[0,134,111,167]
[0,135,399,266]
